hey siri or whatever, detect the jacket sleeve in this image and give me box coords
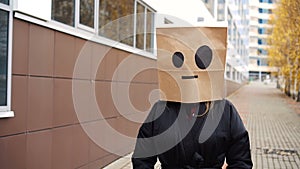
[131,103,159,169]
[226,101,253,169]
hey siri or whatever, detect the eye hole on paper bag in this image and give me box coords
[172,51,184,68]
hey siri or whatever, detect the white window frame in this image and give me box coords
[52,0,156,53]
[0,1,14,118]
[134,0,155,51]
[143,7,147,50]
[41,0,156,58]
[76,0,98,33]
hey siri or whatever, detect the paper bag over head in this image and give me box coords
[157,27,228,103]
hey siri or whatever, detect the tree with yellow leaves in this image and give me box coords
[268,0,300,101]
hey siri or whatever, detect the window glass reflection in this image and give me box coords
[0,0,9,5]
[136,3,145,49]
[99,0,134,46]
[80,0,94,28]
[0,9,8,106]
[217,0,225,21]
[146,10,154,53]
[52,0,75,26]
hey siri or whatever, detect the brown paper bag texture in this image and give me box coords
[157,27,228,103]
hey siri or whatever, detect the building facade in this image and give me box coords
[226,0,250,83]
[0,0,158,168]
[248,0,277,81]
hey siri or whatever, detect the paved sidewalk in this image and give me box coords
[105,82,300,169]
[228,82,300,169]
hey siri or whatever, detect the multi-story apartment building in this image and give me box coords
[248,0,277,81]
[226,0,250,84]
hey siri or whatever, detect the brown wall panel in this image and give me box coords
[28,77,54,131]
[54,31,76,78]
[52,126,73,169]
[89,136,111,164]
[98,48,120,81]
[118,55,158,84]
[72,124,89,168]
[53,78,76,127]
[0,76,27,137]
[72,79,93,123]
[113,116,141,139]
[112,52,158,84]
[129,83,158,113]
[91,42,109,80]
[12,19,29,75]
[95,81,118,119]
[74,39,91,80]
[27,130,52,169]
[0,134,26,169]
[29,24,54,77]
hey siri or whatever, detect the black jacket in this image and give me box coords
[132,99,252,169]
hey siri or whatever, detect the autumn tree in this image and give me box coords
[268,0,300,101]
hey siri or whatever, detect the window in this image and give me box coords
[258,28,271,35]
[0,0,9,5]
[258,8,272,14]
[258,48,268,55]
[0,10,9,107]
[145,10,154,53]
[79,0,95,28]
[51,0,155,53]
[260,58,269,66]
[258,28,264,34]
[135,2,155,52]
[0,0,13,117]
[232,68,236,80]
[99,0,134,46]
[136,2,145,50]
[268,9,272,14]
[259,0,273,3]
[258,39,262,45]
[258,38,268,45]
[227,10,232,41]
[257,58,269,66]
[233,23,237,48]
[258,18,268,24]
[217,0,225,21]
[52,0,75,26]
[226,63,231,79]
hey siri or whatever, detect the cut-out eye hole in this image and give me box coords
[195,45,212,69]
[172,52,184,68]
